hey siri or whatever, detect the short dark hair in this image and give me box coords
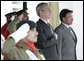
[60,9,73,22]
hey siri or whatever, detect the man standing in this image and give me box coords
[35,3,58,60]
[54,9,77,60]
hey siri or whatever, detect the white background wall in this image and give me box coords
[73,2,83,60]
[1,1,83,60]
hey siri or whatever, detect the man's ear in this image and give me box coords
[39,11,43,16]
[62,17,66,22]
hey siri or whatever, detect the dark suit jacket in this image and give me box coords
[54,23,77,60]
[35,19,58,60]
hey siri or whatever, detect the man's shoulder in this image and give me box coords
[55,23,64,31]
[36,19,45,27]
[36,19,43,24]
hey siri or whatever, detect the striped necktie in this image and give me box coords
[47,23,54,34]
[68,27,76,40]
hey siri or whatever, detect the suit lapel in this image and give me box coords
[70,28,77,43]
[61,23,77,43]
[39,19,50,28]
[39,19,53,34]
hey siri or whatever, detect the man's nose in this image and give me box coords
[36,31,38,35]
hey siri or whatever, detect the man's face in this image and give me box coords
[40,5,51,20]
[63,13,73,25]
[26,28,38,43]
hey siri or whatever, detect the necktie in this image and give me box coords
[68,27,76,40]
[47,23,54,34]
[47,23,50,27]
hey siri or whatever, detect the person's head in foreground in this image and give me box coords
[16,20,38,43]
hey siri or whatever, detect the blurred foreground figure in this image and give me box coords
[2,20,45,60]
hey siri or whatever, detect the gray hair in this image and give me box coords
[36,2,48,16]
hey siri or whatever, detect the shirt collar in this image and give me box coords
[40,18,48,24]
[62,22,70,28]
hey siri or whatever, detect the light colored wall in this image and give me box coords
[73,2,83,60]
[49,2,59,29]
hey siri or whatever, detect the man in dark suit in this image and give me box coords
[54,9,77,60]
[35,3,58,60]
